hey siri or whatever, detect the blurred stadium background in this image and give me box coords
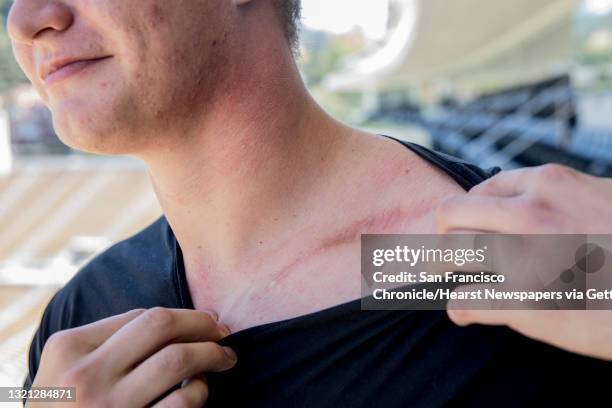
[2,0,612,400]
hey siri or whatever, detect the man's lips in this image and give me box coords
[40,56,112,86]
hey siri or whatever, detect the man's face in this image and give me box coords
[8,0,231,155]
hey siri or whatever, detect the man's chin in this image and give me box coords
[54,123,137,156]
[56,134,116,155]
[50,97,146,156]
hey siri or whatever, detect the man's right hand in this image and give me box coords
[28,308,237,408]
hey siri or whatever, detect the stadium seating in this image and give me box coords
[372,75,612,176]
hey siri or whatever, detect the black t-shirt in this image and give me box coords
[24,137,612,407]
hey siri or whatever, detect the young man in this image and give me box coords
[8,0,612,406]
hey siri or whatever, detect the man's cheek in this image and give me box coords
[11,44,33,77]
[11,46,48,102]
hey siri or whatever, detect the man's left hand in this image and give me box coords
[435,163,612,361]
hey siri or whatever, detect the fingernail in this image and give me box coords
[218,323,231,337]
[223,346,237,362]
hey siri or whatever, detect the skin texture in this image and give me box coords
[9,0,612,404]
[8,0,468,330]
[436,164,612,361]
[9,0,233,156]
[9,0,612,403]
[8,0,468,404]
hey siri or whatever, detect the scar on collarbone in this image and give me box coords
[318,205,427,252]
[269,204,431,284]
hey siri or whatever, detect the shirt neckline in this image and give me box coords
[172,226,374,340]
[170,136,486,339]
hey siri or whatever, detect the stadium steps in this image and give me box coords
[0,286,58,389]
[0,157,163,283]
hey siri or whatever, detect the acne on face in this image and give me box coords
[146,3,164,28]
[7,0,235,155]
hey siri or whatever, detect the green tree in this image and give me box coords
[0,0,27,93]
[298,28,363,88]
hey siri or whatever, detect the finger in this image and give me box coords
[470,168,533,197]
[436,195,521,233]
[68,309,147,350]
[447,289,560,329]
[152,377,208,408]
[447,283,529,326]
[447,308,564,342]
[116,342,236,407]
[446,282,497,311]
[93,308,228,374]
[424,234,494,279]
[152,376,209,408]
[447,309,521,326]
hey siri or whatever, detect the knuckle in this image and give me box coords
[537,163,576,182]
[128,308,147,317]
[471,179,495,195]
[517,196,553,229]
[59,368,81,388]
[45,356,110,407]
[142,307,175,331]
[61,356,102,386]
[60,365,94,394]
[162,344,192,375]
[44,330,79,355]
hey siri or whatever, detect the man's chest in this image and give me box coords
[204,208,441,333]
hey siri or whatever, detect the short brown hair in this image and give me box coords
[274,0,301,55]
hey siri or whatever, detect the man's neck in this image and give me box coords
[139,51,357,307]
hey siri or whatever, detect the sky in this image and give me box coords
[300,0,390,40]
[301,0,612,39]
[584,0,612,14]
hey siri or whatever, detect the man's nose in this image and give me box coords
[7,0,74,44]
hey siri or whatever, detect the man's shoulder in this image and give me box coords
[380,135,501,191]
[46,215,182,330]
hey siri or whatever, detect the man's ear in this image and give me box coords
[233,0,253,5]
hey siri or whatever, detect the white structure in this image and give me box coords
[324,0,579,96]
[0,99,13,176]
